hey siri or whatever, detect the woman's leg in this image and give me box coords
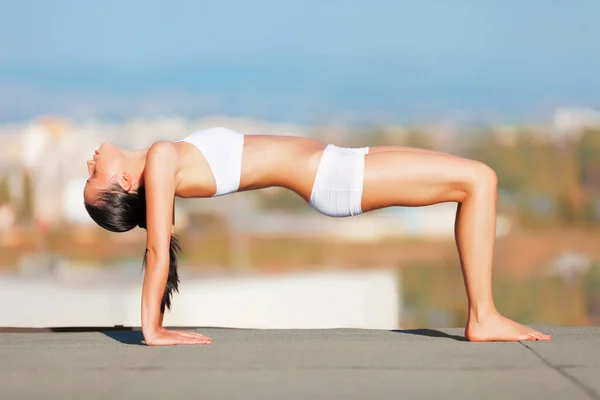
[362,146,550,341]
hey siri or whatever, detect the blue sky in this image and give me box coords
[1,0,599,122]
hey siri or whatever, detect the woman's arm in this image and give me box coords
[154,208,175,329]
[141,142,212,346]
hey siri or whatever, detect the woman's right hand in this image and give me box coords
[144,328,213,346]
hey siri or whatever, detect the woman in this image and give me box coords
[83,127,551,346]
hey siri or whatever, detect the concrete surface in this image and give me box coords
[1,326,599,399]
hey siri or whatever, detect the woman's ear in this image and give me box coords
[119,172,133,192]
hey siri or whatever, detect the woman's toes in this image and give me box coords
[531,332,542,340]
[528,331,551,341]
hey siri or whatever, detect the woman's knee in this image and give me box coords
[475,162,498,187]
[461,161,498,196]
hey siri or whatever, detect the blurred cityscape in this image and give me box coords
[1,107,600,329]
[2,0,600,331]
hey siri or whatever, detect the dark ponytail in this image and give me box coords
[84,182,181,313]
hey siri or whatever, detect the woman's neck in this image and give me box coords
[124,148,150,187]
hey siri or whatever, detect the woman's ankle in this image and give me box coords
[468,303,498,323]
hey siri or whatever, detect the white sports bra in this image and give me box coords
[178,127,245,197]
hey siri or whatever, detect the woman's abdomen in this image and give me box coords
[238,135,326,201]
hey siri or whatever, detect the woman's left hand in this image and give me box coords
[144,328,213,346]
[170,330,213,344]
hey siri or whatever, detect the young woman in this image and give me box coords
[83,127,551,346]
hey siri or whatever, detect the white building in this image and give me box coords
[553,107,600,141]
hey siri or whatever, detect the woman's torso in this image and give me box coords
[173,128,327,202]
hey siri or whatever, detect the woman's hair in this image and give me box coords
[84,182,180,313]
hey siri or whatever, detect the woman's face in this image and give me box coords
[83,142,124,203]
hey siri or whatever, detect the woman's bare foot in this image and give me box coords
[465,311,551,342]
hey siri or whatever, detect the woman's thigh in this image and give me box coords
[368,145,460,157]
[361,149,486,212]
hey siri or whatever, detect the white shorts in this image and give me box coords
[309,144,370,218]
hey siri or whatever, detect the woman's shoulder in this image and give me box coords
[147,141,178,161]
[144,141,179,180]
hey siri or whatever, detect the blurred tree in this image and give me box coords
[18,170,35,223]
[577,129,600,193]
[360,127,389,147]
[558,139,584,224]
[255,188,310,212]
[0,176,10,204]
[584,263,600,325]
[405,128,435,150]
[581,199,598,226]
[469,129,529,194]
[557,193,576,224]
[465,126,590,226]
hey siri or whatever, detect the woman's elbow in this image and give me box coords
[144,245,170,268]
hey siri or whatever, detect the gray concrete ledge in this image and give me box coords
[1,326,599,400]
